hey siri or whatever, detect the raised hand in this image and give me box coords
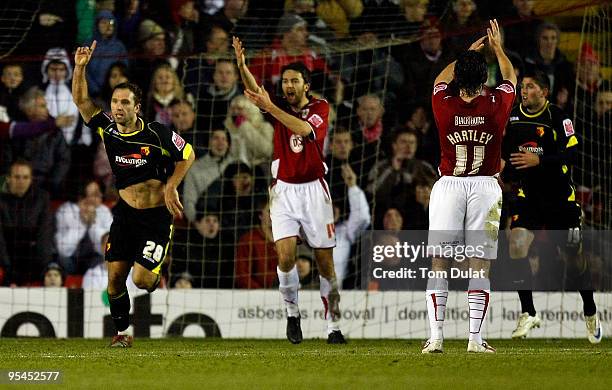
[74,41,97,67]
[232,36,246,68]
[244,85,273,112]
[468,36,487,52]
[487,19,502,50]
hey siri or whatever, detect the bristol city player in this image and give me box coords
[422,20,516,354]
[233,37,346,344]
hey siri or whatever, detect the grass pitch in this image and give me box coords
[1,338,611,389]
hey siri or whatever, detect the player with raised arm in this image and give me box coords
[232,36,346,344]
[72,41,195,347]
[502,70,602,343]
[423,20,517,354]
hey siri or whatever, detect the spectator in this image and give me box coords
[86,10,129,98]
[404,176,434,229]
[403,105,439,167]
[43,262,64,287]
[285,0,336,42]
[326,127,358,204]
[395,21,455,109]
[145,63,188,127]
[200,0,225,15]
[332,164,370,286]
[183,128,237,222]
[116,0,143,49]
[131,19,170,93]
[16,0,77,56]
[172,210,236,287]
[173,271,194,288]
[224,95,274,169]
[503,0,543,57]
[440,0,484,53]
[0,160,53,286]
[76,0,97,45]
[296,253,318,289]
[524,22,573,108]
[169,98,208,157]
[341,25,404,109]
[219,161,267,235]
[311,0,364,38]
[235,201,279,288]
[94,62,130,112]
[209,0,249,35]
[169,0,200,57]
[14,87,71,198]
[380,206,404,231]
[40,48,90,147]
[366,128,436,218]
[0,63,28,121]
[197,59,242,129]
[394,0,429,38]
[183,25,231,97]
[249,13,337,97]
[55,180,113,275]
[350,94,385,181]
[573,42,603,119]
[483,25,524,89]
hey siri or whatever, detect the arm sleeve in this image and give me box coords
[306,100,330,142]
[85,109,113,138]
[493,80,516,125]
[541,108,578,168]
[153,122,194,161]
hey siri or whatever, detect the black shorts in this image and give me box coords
[510,195,581,231]
[105,199,174,274]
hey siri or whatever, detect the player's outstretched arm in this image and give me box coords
[165,148,195,218]
[233,36,260,93]
[72,41,101,124]
[487,19,517,86]
[244,86,312,137]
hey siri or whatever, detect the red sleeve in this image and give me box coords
[493,80,516,124]
[305,100,329,141]
[234,233,261,289]
[431,82,450,129]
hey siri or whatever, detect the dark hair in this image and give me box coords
[10,157,33,173]
[102,62,130,100]
[280,62,311,85]
[454,50,488,97]
[522,70,550,92]
[391,127,418,144]
[112,82,143,106]
[169,97,194,110]
[77,179,104,201]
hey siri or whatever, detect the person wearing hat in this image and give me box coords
[173,271,193,288]
[43,262,64,287]
[131,19,170,93]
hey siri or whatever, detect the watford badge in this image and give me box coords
[140,146,150,156]
[536,127,545,137]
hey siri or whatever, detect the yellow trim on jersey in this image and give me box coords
[562,165,568,174]
[182,143,193,160]
[566,135,578,148]
[552,129,557,141]
[517,188,525,198]
[568,188,575,202]
[151,224,174,275]
[519,101,549,118]
[116,117,145,137]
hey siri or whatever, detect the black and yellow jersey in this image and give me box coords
[86,110,193,190]
[502,101,578,204]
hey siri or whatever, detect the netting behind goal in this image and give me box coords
[0,0,39,59]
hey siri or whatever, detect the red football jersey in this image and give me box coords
[432,81,515,176]
[270,97,329,183]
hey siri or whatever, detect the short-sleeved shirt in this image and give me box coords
[432,80,515,177]
[502,101,578,203]
[268,96,329,183]
[86,110,193,190]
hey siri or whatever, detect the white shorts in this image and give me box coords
[269,178,336,248]
[428,176,502,260]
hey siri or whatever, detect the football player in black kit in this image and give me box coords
[72,41,195,347]
[502,70,602,343]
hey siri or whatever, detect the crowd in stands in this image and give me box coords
[0,0,610,289]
